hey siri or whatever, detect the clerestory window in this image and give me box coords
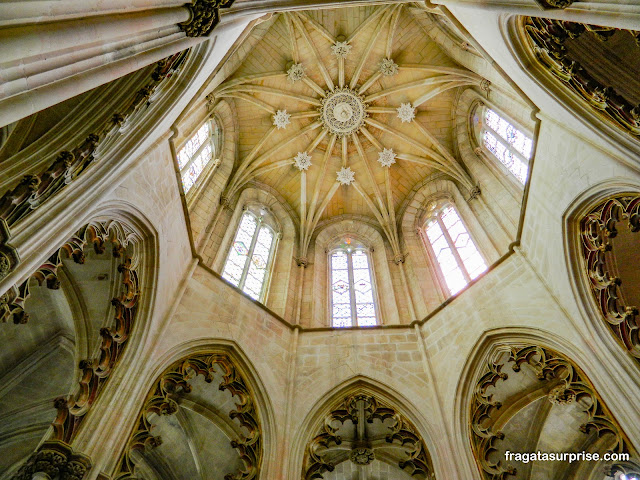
[330,240,377,328]
[480,108,532,184]
[424,202,487,295]
[221,207,278,302]
[177,120,219,193]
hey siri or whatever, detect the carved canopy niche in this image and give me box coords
[522,17,640,138]
[470,345,639,480]
[303,393,435,480]
[580,194,640,364]
[114,352,262,480]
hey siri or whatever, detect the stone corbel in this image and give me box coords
[11,441,91,480]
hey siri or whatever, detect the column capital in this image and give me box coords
[180,0,236,37]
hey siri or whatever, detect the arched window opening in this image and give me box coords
[478,107,532,184]
[177,120,219,193]
[330,239,377,328]
[222,207,278,302]
[424,201,487,295]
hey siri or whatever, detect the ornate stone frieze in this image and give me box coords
[580,194,640,362]
[303,393,434,480]
[114,353,262,480]
[470,345,632,480]
[11,441,91,480]
[180,0,236,37]
[523,17,640,136]
[0,51,187,278]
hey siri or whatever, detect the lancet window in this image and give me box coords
[329,239,377,327]
[177,120,218,192]
[479,107,532,184]
[221,207,278,301]
[424,201,487,295]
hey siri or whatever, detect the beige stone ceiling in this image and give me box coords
[212,4,484,258]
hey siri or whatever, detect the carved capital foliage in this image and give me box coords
[0,51,188,278]
[580,195,640,363]
[11,441,91,480]
[535,0,574,9]
[470,345,631,480]
[180,0,236,37]
[303,394,434,480]
[523,17,640,136]
[114,352,262,480]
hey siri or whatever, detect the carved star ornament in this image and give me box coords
[211,5,484,261]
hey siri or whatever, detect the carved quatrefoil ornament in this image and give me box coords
[320,88,367,137]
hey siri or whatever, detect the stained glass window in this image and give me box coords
[177,120,218,193]
[481,108,532,184]
[330,243,377,327]
[425,203,487,295]
[221,210,277,301]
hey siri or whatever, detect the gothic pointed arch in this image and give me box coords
[564,182,640,376]
[111,343,267,480]
[292,378,439,480]
[455,329,640,480]
[1,206,157,480]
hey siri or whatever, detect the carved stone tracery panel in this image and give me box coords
[470,345,635,480]
[580,194,640,362]
[113,352,262,480]
[303,393,435,480]
[522,17,640,137]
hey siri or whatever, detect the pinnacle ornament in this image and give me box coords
[273,109,291,129]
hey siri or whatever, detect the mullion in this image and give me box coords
[238,216,262,291]
[347,250,357,327]
[438,213,471,283]
[180,123,214,175]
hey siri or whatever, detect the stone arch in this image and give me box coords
[309,215,400,326]
[0,202,159,480]
[109,339,274,480]
[290,376,443,480]
[563,179,640,396]
[454,327,640,480]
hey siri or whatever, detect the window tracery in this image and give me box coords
[329,239,377,328]
[476,107,532,184]
[424,201,487,295]
[221,207,278,302]
[177,120,218,193]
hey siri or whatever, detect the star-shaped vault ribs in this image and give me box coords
[213,5,484,262]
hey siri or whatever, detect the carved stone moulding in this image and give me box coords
[180,0,236,37]
[522,17,640,137]
[11,440,91,480]
[470,344,634,480]
[303,393,435,480]
[113,352,262,480]
[580,194,640,363]
[0,50,188,279]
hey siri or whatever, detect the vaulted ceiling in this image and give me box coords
[210,4,485,258]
